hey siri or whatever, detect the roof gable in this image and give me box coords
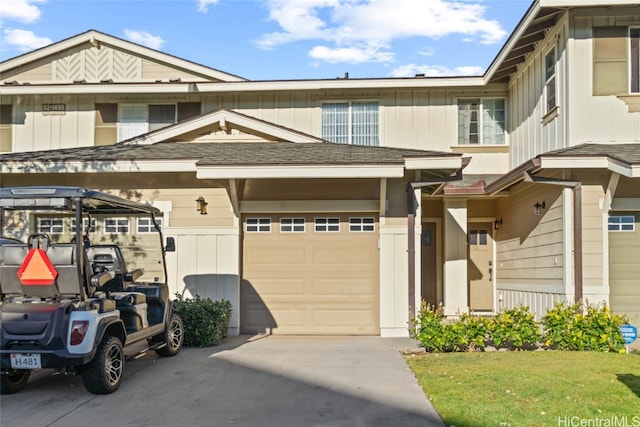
[0,30,245,84]
[123,109,326,145]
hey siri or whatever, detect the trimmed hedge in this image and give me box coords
[413,301,626,353]
[173,295,232,347]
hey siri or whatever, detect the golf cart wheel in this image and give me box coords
[0,369,31,394]
[156,313,184,357]
[82,335,124,394]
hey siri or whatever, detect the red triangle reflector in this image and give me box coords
[17,248,58,286]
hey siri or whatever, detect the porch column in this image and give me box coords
[443,199,469,316]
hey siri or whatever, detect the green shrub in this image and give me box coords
[542,302,626,352]
[412,302,448,352]
[490,306,541,350]
[172,295,232,347]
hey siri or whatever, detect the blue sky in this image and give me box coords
[0,0,533,80]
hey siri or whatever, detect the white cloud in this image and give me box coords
[257,0,507,64]
[389,63,484,77]
[309,45,394,64]
[124,30,165,50]
[0,0,45,24]
[2,28,51,52]
[196,0,220,13]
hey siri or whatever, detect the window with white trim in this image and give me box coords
[118,104,176,141]
[245,218,271,233]
[71,218,97,234]
[280,218,305,233]
[37,218,64,234]
[104,218,130,234]
[349,217,375,232]
[137,218,163,233]
[457,98,505,145]
[315,217,340,232]
[608,215,635,232]
[321,101,379,146]
[545,48,557,113]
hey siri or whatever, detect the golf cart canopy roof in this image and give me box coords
[0,186,161,215]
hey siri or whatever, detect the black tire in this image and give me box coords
[0,370,30,394]
[82,335,124,394]
[155,313,184,357]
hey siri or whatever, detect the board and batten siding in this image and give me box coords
[495,184,565,319]
[508,14,569,169]
[570,8,640,148]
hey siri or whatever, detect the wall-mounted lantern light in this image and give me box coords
[534,201,546,216]
[494,218,503,230]
[195,197,208,215]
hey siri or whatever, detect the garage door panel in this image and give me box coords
[609,212,640,324]
[241,214,379,335]
[312,278,376,295]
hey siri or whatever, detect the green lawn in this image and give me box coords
[405,351,640,427]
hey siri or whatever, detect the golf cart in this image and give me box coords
[0,187,183,394]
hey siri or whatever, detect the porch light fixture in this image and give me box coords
[195,197,208,215]
[534,201,546,216]
[494,218,503,230]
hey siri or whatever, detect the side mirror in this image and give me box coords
[165,236,176,252]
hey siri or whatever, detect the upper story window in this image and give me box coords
[321,101,379,146]
[457,98,505,145]
[118,104,176,142]
[545,48,557,113]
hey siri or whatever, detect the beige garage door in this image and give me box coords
[241,214,379,335]
[609,212,640,324]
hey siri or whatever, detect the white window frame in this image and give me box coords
[457,98,506,145]
[37,218,64,234]
[321,101,379,146]
[544,48,557,114]
[630,28,640,93]
[280,218,305,233]
[349,217,375,232]
[315,217,340,232]
[137,217,163,233]
[608,215,635,232]
[71,218,97,234]
[118,103,177,142]
[245,218,271,233]
[104,218,130,234]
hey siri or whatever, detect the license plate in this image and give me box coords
[10,353,41,369]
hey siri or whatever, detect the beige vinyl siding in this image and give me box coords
[2,61,53,82]
[496,183,565,316]
[95,103,118,146]
[609,212,640,324]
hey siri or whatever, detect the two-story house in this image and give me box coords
[1,0,639,337]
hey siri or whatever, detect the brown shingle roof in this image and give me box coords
[540,143,640,164]
[0,141,458,166]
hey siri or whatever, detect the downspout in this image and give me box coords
[406,160,468,325]
[524,171,582,302]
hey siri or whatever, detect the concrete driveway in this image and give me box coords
[0,335,444,427]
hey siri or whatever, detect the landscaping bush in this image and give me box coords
[541,301,626,352]
[413,301,626,353]
[489,306,540,350]
[172,295,232,347]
